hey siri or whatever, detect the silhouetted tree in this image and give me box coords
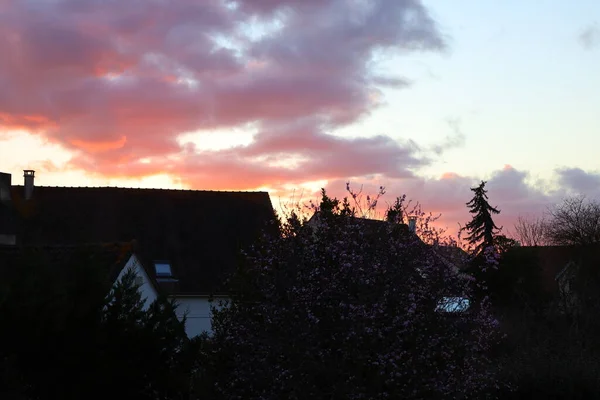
[545,196,600,246]
[201,189,503,400]
[0,250,195,400]
[462,181,502,256]
[512,215,549,246]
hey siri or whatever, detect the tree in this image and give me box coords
[545,196,600,246]
[462,181,502,256]
[512,215,549,247]
[100,270,195,399]
[0,250,196,400]
[202,190,503,399]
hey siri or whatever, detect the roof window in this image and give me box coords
[154,261,173,277]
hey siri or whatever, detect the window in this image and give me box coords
[436,297,470,313]
[134,276,144,286]
[154,261,172,277]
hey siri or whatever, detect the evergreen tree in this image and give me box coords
[0,251,195,400]
[462,181,502,256]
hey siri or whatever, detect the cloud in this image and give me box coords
[0,0,445,188]
[278,165,600,239]
[578,22,599,50]
[556,167,600,198]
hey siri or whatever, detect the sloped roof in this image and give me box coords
[306,211,469,271]
[306,211,415,238]
[0,242,135,284]
[504,244,600,294]
[9,185,276,295]
[432,245,470,272]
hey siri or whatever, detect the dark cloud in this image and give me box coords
[556,167,600,197]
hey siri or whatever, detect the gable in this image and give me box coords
[113,254,158,308]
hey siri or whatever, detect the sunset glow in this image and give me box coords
[1,0,599,237]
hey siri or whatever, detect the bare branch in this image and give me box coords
[545,196,600,246]
[512,215,550,247]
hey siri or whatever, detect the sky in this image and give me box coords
[1,0,599,237]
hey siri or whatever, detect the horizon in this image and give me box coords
[1,0,599,236]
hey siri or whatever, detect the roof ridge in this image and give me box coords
[10,185,269,194]
[8,241,135,248]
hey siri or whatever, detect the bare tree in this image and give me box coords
[545,196,600,246]
[513,215,550,246]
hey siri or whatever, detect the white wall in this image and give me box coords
[173,296,229,338]
[114,255,158,309]
[113,256,231,338]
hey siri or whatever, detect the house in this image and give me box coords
[307,211,470,273]
[0,170,276,337]
[306,211,472,312]
[491,244,600,315]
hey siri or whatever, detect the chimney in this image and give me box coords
[408,217,416,233]
[0,172,11,202]
[23,170,35,200]
[0,172,16,245]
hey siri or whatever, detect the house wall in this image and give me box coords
[114,256,231,338]
[114,255,158,309]
[173,296,229,338]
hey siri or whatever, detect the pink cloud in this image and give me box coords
[281,165,600,240]
[3,0,599,238]
[1,0,446,189]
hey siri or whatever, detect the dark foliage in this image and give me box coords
[0,248,196,399]
[198,190,503,400]
[490,245,600,399]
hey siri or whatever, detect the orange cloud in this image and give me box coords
[0,112,57,130]
[441,172,460,180]
[70,136,127,153]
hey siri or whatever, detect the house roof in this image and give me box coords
[306,211,415,238]
[504,244,600,294]
[0,241,135,284]
[432,245,470,272]
[306,211,469,270]
[9,185,276,295]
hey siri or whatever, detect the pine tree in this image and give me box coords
[462,181,501,256]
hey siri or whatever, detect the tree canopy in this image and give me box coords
[201,190,502,399]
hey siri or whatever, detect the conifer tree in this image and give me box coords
[462,181,502,256]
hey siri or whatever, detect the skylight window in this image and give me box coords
[154,261,172,277]
[436,297,470,313]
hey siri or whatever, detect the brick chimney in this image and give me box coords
[408,217,416,233]
[23,170,35,200]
